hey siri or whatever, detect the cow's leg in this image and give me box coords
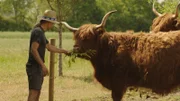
[111,85,127,101]
[111,71,130,100]
[111,76,127,101]
[110,66,129,101]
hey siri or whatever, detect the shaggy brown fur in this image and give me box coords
[151,13,180,33]
[70,24,180,101]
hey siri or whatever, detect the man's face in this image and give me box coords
[47,22,54,30]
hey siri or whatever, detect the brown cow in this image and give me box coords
[62,11,180,101]
[151,2,180,32]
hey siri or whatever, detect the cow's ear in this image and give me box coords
[94,27,105,35]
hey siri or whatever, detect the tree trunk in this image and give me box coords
[56,0,63,76]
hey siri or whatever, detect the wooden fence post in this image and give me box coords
[49,39,56,101]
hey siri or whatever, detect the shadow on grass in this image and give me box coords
[72,95,111,101]
[63,74,94,83]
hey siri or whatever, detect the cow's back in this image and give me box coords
[128,31,180,94]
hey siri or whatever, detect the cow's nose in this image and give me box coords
[73,45,80,52]
[73,47,80,50]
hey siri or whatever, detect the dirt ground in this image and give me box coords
[72,87,180,101]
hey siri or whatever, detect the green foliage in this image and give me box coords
[0,0,179,32]
[67,0,103,27]
[0,15,31,31]
[0,0,34,31]
[66,49,96,67]
[159,0,179,13]
[96,0,155,32]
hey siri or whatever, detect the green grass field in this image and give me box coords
[0,31,180,101]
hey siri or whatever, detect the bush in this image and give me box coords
[0,15,31,31]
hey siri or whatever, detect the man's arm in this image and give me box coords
[46,43,69,54]
[31,42,48,76]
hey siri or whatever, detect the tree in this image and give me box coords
[0,0,179,32]
[154,0,179,14]
[46,0,71,76]
[96,0,155,32]
[0,0,34,31]
[67,0,103,27]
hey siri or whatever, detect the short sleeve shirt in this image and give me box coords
[27,26,49,65]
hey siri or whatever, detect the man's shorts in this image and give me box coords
[26,63,44,90]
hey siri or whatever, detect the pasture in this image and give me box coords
[0,31,180,101]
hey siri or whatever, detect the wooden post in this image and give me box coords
[49,39,56,101]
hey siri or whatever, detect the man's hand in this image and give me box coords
[41,65,49,77]
[62,49,70,55]
[46,44,70,55]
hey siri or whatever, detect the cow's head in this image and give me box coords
[151,2,180,32]
[61,10,117,57]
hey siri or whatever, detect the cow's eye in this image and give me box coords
[172,20,177,25]
[82,39,87,42]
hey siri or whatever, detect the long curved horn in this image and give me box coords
[172,2,180,18]
[152,2,162,16]
[96,10,117,28]
[61,21,79,32]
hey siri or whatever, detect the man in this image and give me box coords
[26,10,69,101]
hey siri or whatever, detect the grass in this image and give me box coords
[0,31,111,101]
[1,31,180,101]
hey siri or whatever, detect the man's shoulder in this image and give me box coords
[31,27,44,36]
[32,27,43,33]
